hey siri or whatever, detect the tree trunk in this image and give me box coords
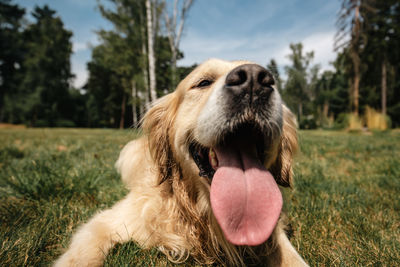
[348,78,353,111]
[171,49,177,89]
[146,0,157,101]
[140,14,150,109]
[381,57,387,115]
[323,100,329,118]
[31,108,38,127]
[139,100,144,118]
[163,0,194,90]
[0,92,4,122]
[298,102,303,122]
[353,67,360,115]
[131,80,138,127]
[351,3,361,116]
[142,41,150,108]
[119,93,126,129]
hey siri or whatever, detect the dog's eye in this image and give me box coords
[196,79,213,88]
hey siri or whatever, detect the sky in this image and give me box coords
[15,0,341,88]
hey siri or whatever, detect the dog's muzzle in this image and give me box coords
[223,64,275,111]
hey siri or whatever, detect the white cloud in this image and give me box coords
[72,68,88,88]
[72,33,100,52]
[302,31,336,71]
[71,53,89,88]
[178,34,248,65]
[179,30,337,80]
[273,31,336,79]
[72,42,88,53]
[70,34,99,88]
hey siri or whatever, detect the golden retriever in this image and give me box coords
[55,59,308,266]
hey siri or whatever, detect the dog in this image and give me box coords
[54,59,308,266]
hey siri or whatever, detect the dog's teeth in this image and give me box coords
[209,149,218,169]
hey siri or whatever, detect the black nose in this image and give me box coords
[225,64,274,96]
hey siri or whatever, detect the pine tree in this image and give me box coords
[18,5,73,126]
[0,0,25,122]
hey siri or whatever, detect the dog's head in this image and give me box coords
[142,58,297,247]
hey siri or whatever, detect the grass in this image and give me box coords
[1,128,399,266]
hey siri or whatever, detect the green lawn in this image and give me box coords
[0,128,399,266]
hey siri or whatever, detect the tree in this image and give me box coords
[386,1,400,127]
[283,43,314,122]
[86,44,122,128]
[266,59,282,92]
[329,51,351,117]
[162,0,194,89]
[0,0,25,122]
[313,69,350,127]
[335,0,376,115]
[146,0,157,101]
[91,0,181,128]
[361,0,399,115]
[335,0,399,127]
[97,0,148,128]
[17,5,73,126]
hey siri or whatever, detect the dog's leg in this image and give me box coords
[54,193,147,267]
[267,225,309,267]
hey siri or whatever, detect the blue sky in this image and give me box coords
[15,0,341,88]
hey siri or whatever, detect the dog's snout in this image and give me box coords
[225,64,274,96]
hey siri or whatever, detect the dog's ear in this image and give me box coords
[141,93,181,187]
[269,106,298,187]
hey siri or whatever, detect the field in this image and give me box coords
[0,128,399,266]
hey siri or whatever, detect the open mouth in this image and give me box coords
[189,123,266,181]
[189,122,282,246]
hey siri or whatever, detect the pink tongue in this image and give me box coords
[210,140,282,246]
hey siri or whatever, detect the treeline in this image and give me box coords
[1,0,195,128]
[272,0,400,129]
[1,0,399,129]
[1,2,76,127]
[85,0,196,128]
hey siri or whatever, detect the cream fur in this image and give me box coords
[54,59,308,267]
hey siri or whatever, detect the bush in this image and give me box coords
[333,113,363,131]
[388,102,400,128]
[55,119,76,127]
[319,114,335,129]
[35,119,49,127]
[300,115,317,129]
[365,106,390,131]
[347,113,363,131]
[333,113,348,129]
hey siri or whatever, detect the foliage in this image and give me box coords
[1,128,399,265]
[1,0,399,129]
[0,2,79,127]
[360,0,400,125]
[283,43,315,122]
[280,0,399,129]
[364,106,390,131]
[299,115,317,130]
[20,6,74,126]
[266,59,282,92]
[0,0,25,122]
[334,0,400,125]
[0,0,191,128]
[347,113,363,131]
[85,0,188,128]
